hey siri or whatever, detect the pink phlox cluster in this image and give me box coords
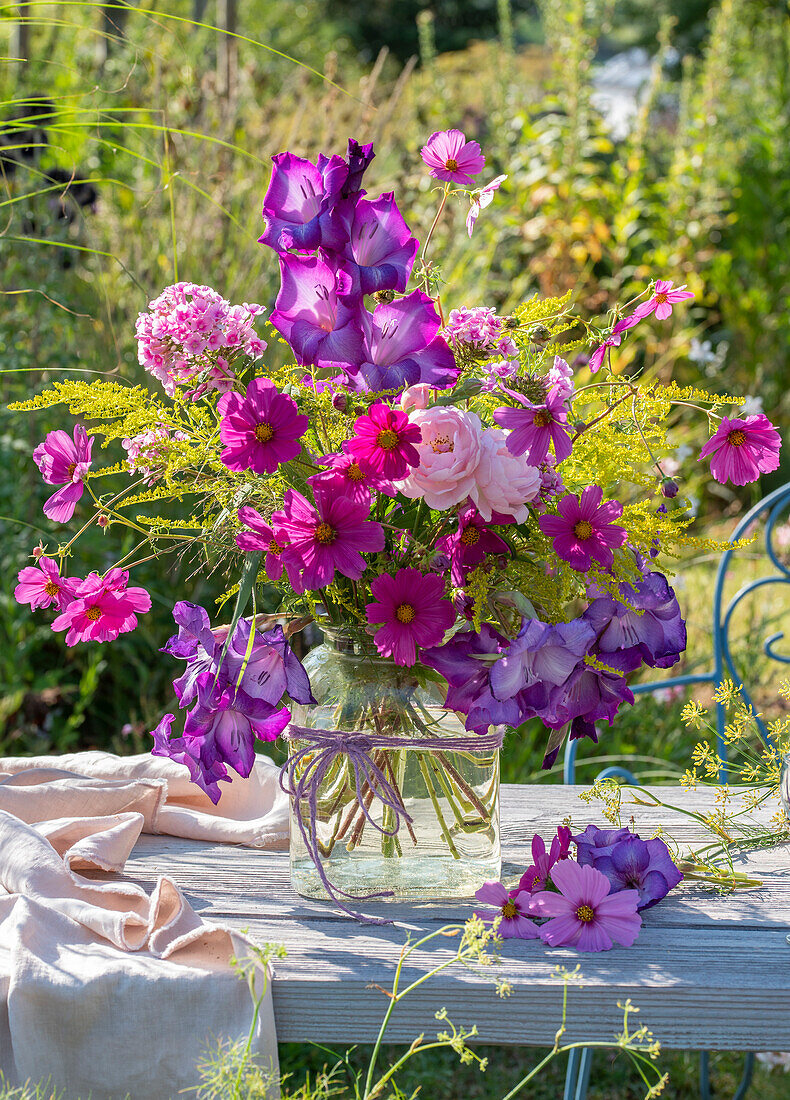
[442,306,519,363]
[136,282,266,397]
[122,425,187,484]
[480,358,519,392]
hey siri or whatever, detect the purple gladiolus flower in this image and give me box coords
[342,138,375,197]
[490,617,596,713]
[584,570,687,671]
[259,150,350,253]
[334,192,419,296]
[436,504,510,586]
[493,386,573,466]
[574,825,682,911]
[161,601,219,707]
[474,881,539,939]
[184,671,290,779]
[351,290,459,393]
[33,424,94,523]
[270,253,365,371]
[224,620,316,707]
[151,713,230,803]
[539,653,635,767]
[421,623,509,734]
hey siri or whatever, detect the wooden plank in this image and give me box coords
[111,784,790,1050]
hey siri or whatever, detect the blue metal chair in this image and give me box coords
[562,481,790,1100]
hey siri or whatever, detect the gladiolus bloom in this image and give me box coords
[33,425,93,523]
[698,414,781,486]
[366,567,455,666]
[420,129,485,186]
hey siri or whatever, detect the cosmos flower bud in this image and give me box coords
[661,477,679,498]
[331,391,349,413]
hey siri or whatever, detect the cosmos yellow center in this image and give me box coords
[315,522,335,545]
[44,580,60,597]
[85,606,102,622]
[376,429,399,451]
[576,904,595,923]
[347,463,366,482]
[254,423,274,443]
[445,158,459,172]
[66,463,77,479]
[573,520,594,540]
[533,411,552,428]
[502,900,518,919]
[268,539,282,555]
[395,603,416,624]
[461,527,481,547]
[654,291,668,304]
[728,429,746,447]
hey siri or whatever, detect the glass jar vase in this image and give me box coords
[287,627,501,902]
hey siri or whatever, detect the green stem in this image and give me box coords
[417,755,460,859]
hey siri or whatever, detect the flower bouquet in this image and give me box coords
[12,129,781,918]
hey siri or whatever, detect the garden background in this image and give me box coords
[1,1,789,1096]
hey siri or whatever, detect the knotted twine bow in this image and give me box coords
[279,723,505,924]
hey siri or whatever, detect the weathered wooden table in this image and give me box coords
[121,785,790,1051]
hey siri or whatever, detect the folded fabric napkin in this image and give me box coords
[0,751,289,1099]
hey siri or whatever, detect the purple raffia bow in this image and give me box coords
[280,723,505,925]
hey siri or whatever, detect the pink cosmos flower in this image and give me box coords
[698,414,781,486]
[437,504,510,586]
[235,505,301,586]
[33,425,93,523]
[470,428,542,524]
[588,333,622,374]
[365,567,455,666]
[474,881,539,940]
[494,385,573,466]
[631,280,694,322]
[539,487,627,573]
[15,557,76,611]
[273,487,385,592]
[51,569,151,646]
[308,448,395,507]
[529,860,641,952]
[218,378,309,475]
[346,404,421,481]
[396,406,484,510]
[466,174,507,236]
[420,129,485,186]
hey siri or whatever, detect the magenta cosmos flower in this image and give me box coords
[588,332,622,374]
[33,424,93,523]
[698,414,781,486]
[273,487,384,591]
[494,385,573,466]
[235,505,301,587]
[517,827,573,894]
[474,881,539,940]
[218,377,308,475]
[529,860,641,952]
[346,403,421,480]
[365,567,455,666]
[420,129,485,186]
[15,556,76,611]
[631,279,694,322]
[539,487,627,573]
[51,568,151,646]
[308,448,395,507]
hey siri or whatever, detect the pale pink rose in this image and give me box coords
[470,428,542,523]
[397,406,484,510]
[400,384,433,413]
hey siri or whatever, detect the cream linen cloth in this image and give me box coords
[0,751,290,1099]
